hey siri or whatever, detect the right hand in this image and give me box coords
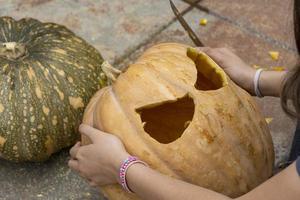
[69,124,130,187]
[196,47,256,94]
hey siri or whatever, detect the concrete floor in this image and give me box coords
[0,0,298,199]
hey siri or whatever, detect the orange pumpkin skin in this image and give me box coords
[82,43,274,199]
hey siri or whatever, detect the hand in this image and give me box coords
[68,124,130,187]
[197,47,256,94]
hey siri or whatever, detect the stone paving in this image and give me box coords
[0,0,298,199]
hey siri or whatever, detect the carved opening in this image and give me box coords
[136,95,195,144]
[187,47,228,90]
[195,70,221,90]
[194,60,226,90]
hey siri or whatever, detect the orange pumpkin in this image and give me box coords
[82,43,274,199]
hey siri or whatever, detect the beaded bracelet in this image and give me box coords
[119,156,147,193]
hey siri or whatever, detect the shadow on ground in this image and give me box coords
[0,149,105,200]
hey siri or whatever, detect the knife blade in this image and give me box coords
[170,0,204,47]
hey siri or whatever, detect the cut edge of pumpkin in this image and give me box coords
[187,47,229,88]
[136,94,195,144]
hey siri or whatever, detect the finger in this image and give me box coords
[195,47,211,53]
[69,142,81,159]
[68,159,79,171]
[201,48,221,60]
[79,124,107,142]
[216,47,236,54]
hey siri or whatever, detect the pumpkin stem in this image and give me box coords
[0,42,27,60]
[101,61,122,84]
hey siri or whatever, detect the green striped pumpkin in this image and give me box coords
[0,17,106,162]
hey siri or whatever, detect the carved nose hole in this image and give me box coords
[136,95,195,144]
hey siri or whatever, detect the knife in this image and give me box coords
[170,0,204,47]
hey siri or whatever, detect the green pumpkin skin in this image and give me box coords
[0,17,106,162]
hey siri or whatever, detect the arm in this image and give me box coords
[69,125,300,200]
[259,70,286,97]
[239,161,300,200]
[196,47,287,97]
[126,160,299,200]
[126,163,230,200]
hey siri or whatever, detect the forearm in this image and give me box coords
[238,162,300,200]
[126,164,231,200]
[125,160,299,200]
[258,71,287,97]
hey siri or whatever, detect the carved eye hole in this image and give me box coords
[136,95,195,144]
[187,48,228,91]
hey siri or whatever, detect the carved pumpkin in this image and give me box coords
[0,17,106,162]
[83,43,274,199]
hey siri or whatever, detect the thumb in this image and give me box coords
[79,124,104,143]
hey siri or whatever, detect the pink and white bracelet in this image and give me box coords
[119,156,148,193]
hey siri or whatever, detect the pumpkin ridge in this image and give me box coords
[91,88,110,130]
[3,80,16,160]
[27,49,100,154]
[142,63,185,99]
[232,85,273,163]
[142,50,228,93]
[0,17,13,42]
[140,43,188,57]
[190,98,255,192]
[207,95,260,185]
[138,52,194,67]
[144,60,218,96]
[21,60,55,160]
[107,85,180,177]
[228,84,274,180]
[213,91,264,185]
[47,77,76,148]
[15,66,32,160]
[140,60,194,94]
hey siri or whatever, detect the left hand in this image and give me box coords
[68,124,130,187]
